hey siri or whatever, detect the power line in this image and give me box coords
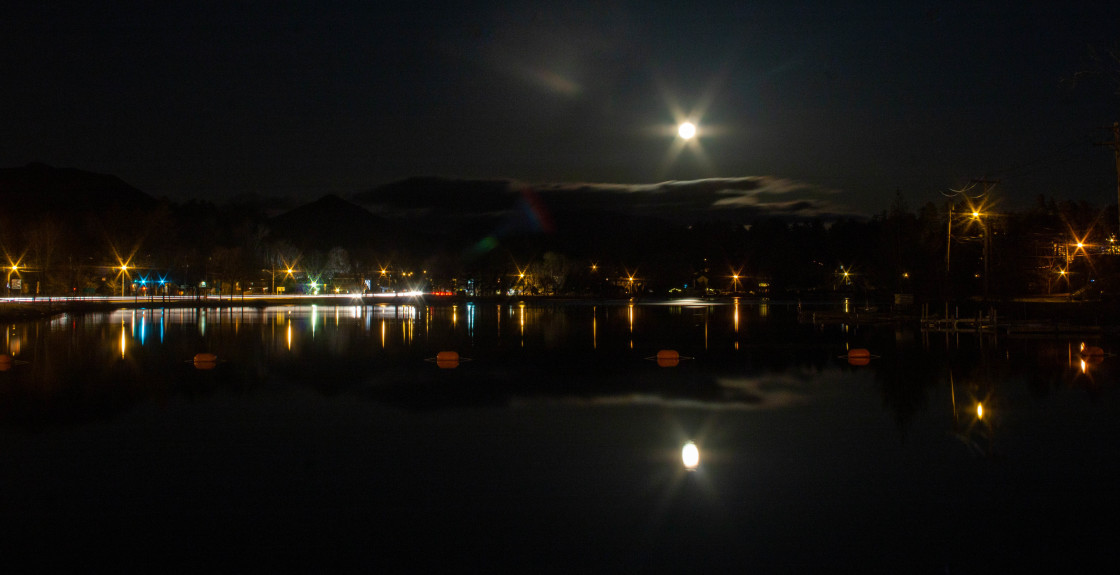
[942,180,982,199]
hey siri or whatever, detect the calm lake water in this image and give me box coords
[1,300,1118,573]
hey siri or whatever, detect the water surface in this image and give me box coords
[1,301,1117,572]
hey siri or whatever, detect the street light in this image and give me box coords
[119,264,129,297]
[7,265,17,298]
[968,210,991,299]
[276,267,295,294]
[1054,268,1070,298]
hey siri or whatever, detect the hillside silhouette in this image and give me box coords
[0,163,158,216]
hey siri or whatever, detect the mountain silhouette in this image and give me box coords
[0,163,158,216]
[268,194,391,253]
[351,176,516,216]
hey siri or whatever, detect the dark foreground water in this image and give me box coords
[1,300,1118,573]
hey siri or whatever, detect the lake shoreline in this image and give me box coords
[2,293,1118,327]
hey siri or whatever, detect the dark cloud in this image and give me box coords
[352,175,853,222]
[532,176,850,220]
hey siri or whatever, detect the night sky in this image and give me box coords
[5,1,1119,215]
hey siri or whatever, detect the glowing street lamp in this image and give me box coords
[1052,267,1070,298]
[1067,228,1093,262]
[968,210,991,298]
[119,264,129,297]
[6,265,17,297]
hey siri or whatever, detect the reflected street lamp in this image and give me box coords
[682,441,700,471]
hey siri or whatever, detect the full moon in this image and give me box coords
[682,441,700,470]
[678,121,696,140]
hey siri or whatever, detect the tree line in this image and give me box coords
[2,193,1116,302]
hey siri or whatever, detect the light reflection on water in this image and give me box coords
[0,302,1118,570]
[0,302,1114,421]
[682,441,700,470]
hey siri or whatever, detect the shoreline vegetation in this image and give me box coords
[5,166,1120,323]
[2,294,1118,333]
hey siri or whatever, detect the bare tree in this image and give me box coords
[25,217,63,294]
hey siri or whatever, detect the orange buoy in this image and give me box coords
[436,351,460,363]
[846,348,871,366]
[656,350,680,361]
[436,358,460,369]
[657,356,680,368]
[1082,345,1105,365]
[193,353,218,370]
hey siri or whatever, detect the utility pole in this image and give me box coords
[1098,122,1120,237]
[944,179,997,298]
[946,203,953,274]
